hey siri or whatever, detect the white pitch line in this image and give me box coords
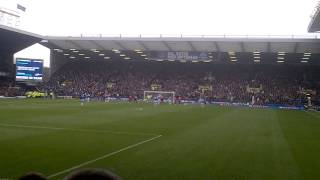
[47,134,162,179]
[0,123,158,136]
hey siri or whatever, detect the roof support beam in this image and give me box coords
[162,41,173,51]
[66,40,84,50]
[49,41,65,50]
[91,40,107,50]
[137,41,150,51]
[267,42,271,53]
[217,52,222,61]
[113,41,128,51]
[294,42,299,53]
[187,41,197,51]
[213,41,220,52]
[240,42,245,52]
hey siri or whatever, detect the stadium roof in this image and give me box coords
[308,2,320,32]
[42,35,320,65]
[0,24,319,55]
[42,35,320,54]
[0,24,42,55]
[1,25,320,66]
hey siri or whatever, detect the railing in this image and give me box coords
[74,34,320,39]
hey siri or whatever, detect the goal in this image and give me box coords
[143,91,175,103]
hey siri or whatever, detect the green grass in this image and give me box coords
[0,99,320,180]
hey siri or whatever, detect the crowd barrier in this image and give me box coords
[0,96,307,110]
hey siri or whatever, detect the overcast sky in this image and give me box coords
[7,0,320,36]
[1,0,320,67]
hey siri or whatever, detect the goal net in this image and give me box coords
[143,91,175,104]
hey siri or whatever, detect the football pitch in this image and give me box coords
[1,99,320,180]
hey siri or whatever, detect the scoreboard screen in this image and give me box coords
[16,58,43,81]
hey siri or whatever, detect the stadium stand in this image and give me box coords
[0,25,320,108]
[41,59,320,106]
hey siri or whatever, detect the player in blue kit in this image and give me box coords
[80,93,85,106]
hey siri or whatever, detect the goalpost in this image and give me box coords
[143,91,175,104]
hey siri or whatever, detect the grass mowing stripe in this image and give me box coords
[0,123,159,136]
[276,110,320,179]
[47,134,163,179]
[274,111,304,179]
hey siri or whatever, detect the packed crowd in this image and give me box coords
[42,60,320,106]
[0,78,24,97]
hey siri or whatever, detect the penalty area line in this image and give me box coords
[47,134,162,179]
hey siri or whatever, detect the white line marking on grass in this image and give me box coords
[0,123,163,179]
[0,123,158,136]
[47,134,162,179]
